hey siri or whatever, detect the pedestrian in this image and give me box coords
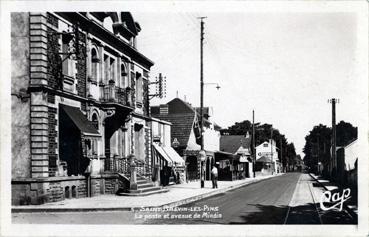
[211,165,218,188]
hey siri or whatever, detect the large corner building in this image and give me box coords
[11,12,155,204]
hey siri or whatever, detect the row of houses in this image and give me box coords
[151,98,282,183]
[11,11,281,205]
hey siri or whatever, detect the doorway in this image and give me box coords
[59,107,83,176]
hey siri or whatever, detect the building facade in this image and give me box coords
[11,12,154,205]
[219,132,253,180]
[151,117,185,185]
[151,98,220,182]
[255,140,281,175]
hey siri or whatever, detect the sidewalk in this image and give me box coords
[12,174,282,213]
[309,173,358,217]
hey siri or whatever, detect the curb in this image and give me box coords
[12,175,279,213]
[308,173,358,221]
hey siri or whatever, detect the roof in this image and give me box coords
[153,113,196,147]
[220,135,251,154]
[256,156,272,163]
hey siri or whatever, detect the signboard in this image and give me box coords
[239,156,249,163]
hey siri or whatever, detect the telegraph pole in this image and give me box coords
[280,139,283,173]
[328,98,338,179]
[271,126,274,175]
[252,110,256,178]
[199,16,207,188]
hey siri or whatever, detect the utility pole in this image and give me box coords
[280,139,283,173]
[271,126,274,175]
[252,110,255,178]
[199,16,207,188]
[328,98,338,179]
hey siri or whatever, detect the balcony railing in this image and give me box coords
[101,85,131,106]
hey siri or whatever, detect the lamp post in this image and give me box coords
[199,16,206,188]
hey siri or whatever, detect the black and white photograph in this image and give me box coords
[1,1,368,236]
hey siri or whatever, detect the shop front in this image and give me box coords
[214,151,247,181]
[152,143,185,185]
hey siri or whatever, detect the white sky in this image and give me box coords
[134,8,367,156]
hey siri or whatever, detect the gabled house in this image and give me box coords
[255,139,281,175]
[219,132,253,180]
[151,98,220,182]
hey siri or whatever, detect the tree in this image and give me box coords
[302,120,357,175]
[336,121,358,147]
[303,124,331,174]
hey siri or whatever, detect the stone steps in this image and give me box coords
[117,174,166,196]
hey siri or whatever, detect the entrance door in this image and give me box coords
[245,162,249,178]
[187,156,198,181]
[205,157,210,180]
[59,108,82,176]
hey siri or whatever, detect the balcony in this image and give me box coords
[101,85,131,107]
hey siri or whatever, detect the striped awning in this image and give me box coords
[153,143,173,164]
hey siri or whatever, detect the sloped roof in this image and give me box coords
[220,135,251,154]
[152,113,196,148]
[257,156,272,163]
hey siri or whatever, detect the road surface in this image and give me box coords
[12,173,356,224]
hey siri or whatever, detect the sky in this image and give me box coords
[133,6,366,156]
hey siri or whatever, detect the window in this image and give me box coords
[135,72,143,103]
[263,143,268,147]
[120,64,127,88]
[91,48,99,82]
[104,55,109,84]
[110,58,116,83]
[61,40,75,78]
[91,113,99,130]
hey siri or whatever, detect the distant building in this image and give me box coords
[151,98,220,182]
[337,139,358,186]
[151,117,185,185]
[255,140,281,175]
[219,132,253,180]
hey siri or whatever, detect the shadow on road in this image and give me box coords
[228,203,356,225]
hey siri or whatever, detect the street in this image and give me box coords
[12,173,356,225]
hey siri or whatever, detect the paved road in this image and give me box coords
[144,172,301,224]
[12,173,356,224]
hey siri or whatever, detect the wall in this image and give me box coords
[12,174,120,205]
[11,12,31,178]
[256,141,278,161]
[203,127,220,152]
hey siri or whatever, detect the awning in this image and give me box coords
[256,156,272,163]
[60,104,100,137]
[215,151,238,162]
[162,146,185,166]
[152,143,173,164]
